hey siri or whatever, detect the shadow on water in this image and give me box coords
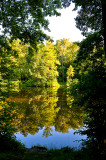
[80,94,106,159]
[72,88,106,159]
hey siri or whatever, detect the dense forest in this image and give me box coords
[0,0,106,89]
[0,38,79,87]
[0,0,106,160]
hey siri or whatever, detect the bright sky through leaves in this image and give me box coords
[45,3,84,43]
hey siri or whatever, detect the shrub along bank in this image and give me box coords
[1,134,105,160]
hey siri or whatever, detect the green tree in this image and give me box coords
[25,42,60,87]
[10,39,30,81]
[71,0,106,53]
[56,39,79,82]
[67,0,106,105]
[69,32,106,107]
[66,65,74,86]
[0,38,19,85]
[0,39,60,88]
[0,0,71,45]
[0,39,30,87]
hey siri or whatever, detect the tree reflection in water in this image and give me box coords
[0,86,106,158]
[0,86,85,137]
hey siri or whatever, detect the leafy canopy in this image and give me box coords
[0,0,71,44]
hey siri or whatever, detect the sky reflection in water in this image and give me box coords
[15,127,87,149]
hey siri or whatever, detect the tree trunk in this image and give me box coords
[101,0,106,55]
[62,52,64,82]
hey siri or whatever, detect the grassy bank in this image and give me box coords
[0,146,93,160]
[0,134,98,160]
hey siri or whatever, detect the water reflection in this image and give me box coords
[0,86,86,148]
[1,85,106,155]
[15,127,86,149]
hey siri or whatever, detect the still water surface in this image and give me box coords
[1,86,86,149]
[15,127,86,149]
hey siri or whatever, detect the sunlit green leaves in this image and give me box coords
[28,42,60,87]
[56,39,79,82]
[68,31,106,107]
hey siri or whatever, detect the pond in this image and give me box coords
[1,86,87,149]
